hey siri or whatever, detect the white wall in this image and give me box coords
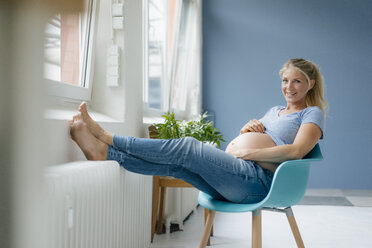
[0,2,12,247]
[91,0,145,136]
[1,0,152,247]
[1,2,83,248]
[90,0,126,121]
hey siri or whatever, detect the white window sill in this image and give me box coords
[45,106,122,123]
[143,116,165,126]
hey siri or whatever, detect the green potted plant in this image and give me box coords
[151,111,225,148]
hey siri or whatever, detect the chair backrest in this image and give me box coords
[262,144,323,208]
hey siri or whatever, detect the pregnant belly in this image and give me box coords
[225,132,278,172]
[226,132,276,150]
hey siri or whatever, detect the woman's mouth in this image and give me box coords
[286,92,297,97]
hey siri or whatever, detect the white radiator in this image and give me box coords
[163,188,199,231]
[44,161,152,248]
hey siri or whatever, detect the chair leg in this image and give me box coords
[199,210,216,248]
[285,207,305,248]
[156,186,166,234]
[252,209,262,248]
[151,176,160,242]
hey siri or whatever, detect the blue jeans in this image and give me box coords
[106,135,274,204]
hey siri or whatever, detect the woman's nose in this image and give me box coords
[287,81,294,89]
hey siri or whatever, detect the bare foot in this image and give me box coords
[69,114,108,160]
[78,102,114,146]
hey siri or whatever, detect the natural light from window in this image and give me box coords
[145,0,169,110]
[144,0,202,118]
[45,12,88,87]
[44,0,96,101]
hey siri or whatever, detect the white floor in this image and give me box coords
[150,190,372,248]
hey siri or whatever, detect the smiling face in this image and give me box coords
[281,67,314,107]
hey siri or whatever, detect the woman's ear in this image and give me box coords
[309,79,315,90]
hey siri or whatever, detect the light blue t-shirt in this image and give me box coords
[259,106,325,146]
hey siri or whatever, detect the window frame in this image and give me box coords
[143,0,170,117]
[45,0,97,102]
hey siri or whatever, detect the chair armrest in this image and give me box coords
[262,144,323,208]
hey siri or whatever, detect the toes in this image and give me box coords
[79,101,87,112]
[73,113,83,121]
[79,101,86,108]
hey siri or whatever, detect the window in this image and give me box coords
[143,0,170,112]
[143,0,202,118]
[44,0,97,101]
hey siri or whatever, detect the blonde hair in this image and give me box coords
[279,58,329,116]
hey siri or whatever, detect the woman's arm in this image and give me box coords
[227,123,322,162]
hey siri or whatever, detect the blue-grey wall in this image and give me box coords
[202,0,372,189]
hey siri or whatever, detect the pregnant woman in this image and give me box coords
[69,58,327,204]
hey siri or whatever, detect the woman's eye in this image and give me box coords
[295,80,301,83]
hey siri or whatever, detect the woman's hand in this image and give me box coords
[225,146,255,160]
[240,119,265,134]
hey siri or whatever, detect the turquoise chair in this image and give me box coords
[198,144,323,248]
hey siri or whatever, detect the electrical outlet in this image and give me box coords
[107,76,119,87]
[107,44,121,87]
[112,17,124,30]
[107,55,119,66]
[107,66,119,76]
[108,44,119,56]
[112,3,124,17]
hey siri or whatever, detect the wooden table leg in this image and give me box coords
[156,186,166,234]
[151,176,160,242]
